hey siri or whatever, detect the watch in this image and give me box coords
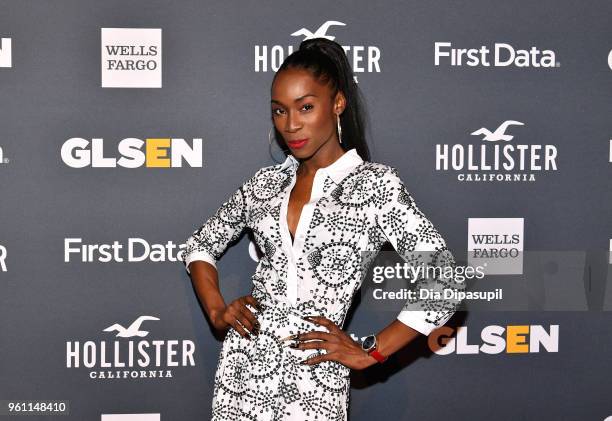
[361,334,388,363]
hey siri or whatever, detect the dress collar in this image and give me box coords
[279,148,364,184]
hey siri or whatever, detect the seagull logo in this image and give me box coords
[103,315,160,338]
[470,120,525,142]
[290,21,346,41]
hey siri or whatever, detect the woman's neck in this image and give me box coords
[297,142,345,177]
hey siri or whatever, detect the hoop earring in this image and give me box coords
[336,114,342,144]
[268,126,288,164]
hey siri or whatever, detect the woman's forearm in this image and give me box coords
[188,261,228,329]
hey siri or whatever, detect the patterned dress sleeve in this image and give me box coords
[375,167,463,336]
[182,169,259,274]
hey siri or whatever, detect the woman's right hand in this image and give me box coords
[210,295,261,339]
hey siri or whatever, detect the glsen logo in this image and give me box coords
[435,121,558,182]
[428,324,559,355]
[101,28,162,88]
[61,138,202,168]
[64,238,186,262]
[468,218,524,275]
[608,49,612,70]
[0,245,7,272]
[609,139,612,163]
[0,37,11,68]
[0,146,9,163]
[254,20,381,81]
[434,42,559,68]
[66,315,196,379]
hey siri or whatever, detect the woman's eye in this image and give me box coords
[272,104,311,116]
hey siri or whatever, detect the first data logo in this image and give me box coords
[101,28,162,88]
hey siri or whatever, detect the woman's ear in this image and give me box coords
[334,91,347,115]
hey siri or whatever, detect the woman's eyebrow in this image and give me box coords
[271,93,318,105]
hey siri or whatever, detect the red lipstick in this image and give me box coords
[287,138,309,149]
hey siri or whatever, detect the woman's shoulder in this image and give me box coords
[248,162,286,180]
[239,162,288,189]
[357,160,401,179]
[246,160,401,185]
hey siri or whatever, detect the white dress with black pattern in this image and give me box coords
[182,148,458,421]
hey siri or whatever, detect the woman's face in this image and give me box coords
[271,67,345,160]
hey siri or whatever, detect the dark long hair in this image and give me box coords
[271,38,371,161]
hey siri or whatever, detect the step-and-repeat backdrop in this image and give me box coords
[1,1,611,420]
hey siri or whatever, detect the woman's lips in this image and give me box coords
[287,138,309,149]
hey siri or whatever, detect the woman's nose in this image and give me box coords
[284,111,301,132]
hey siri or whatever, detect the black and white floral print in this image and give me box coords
[182,148,460,420]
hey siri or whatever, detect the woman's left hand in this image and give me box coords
[288,315,374,371]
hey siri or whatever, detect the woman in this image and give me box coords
[182,38,461,420]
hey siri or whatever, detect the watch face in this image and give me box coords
[362,335,375,351]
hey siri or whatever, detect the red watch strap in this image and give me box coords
[368,349,388,363]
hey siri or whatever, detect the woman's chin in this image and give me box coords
[288,148,313,159]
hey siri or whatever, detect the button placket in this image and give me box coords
[279,171,298,306]
[292,170,326,257]
[282,170,328,307]
[290,171,329,306]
